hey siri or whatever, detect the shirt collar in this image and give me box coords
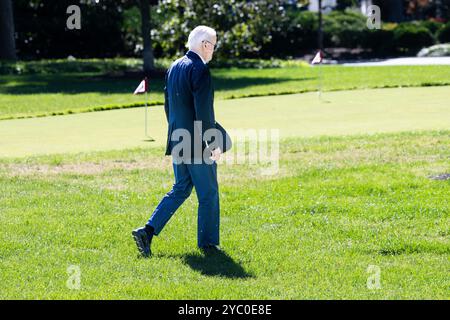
[186,50,207,64]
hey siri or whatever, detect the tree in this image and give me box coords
[373,0,404,22]
[435,0,443,18]
[139,0,156,75]
[388,0,405,22]
[0,0,17,60]
[10,0,158,68]
[14,0,126,59]
[151,0,297,60]
[336,0,356,10]
[123,0,158,74]
[318,0,324,50]
[436,0,450,20]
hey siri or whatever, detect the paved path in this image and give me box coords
[342,57,450,66]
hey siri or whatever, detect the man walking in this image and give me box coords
[132,26,224,257]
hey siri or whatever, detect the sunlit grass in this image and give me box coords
[0,130,448,299]
[1,65,450,120]
[1,86,449,158]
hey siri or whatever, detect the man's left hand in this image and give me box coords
[210,147,222,161]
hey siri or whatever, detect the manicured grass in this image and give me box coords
[1,86,449,158]
[0,130,448,299]
[1,63,448,299]
[1,65,450,120]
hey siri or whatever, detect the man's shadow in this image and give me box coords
[183,250,253,279]
[156,250,253,279]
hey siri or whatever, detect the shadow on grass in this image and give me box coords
[0,74,313,95]
[0,74,161,95]
[183,250,254,279]
[155,250,254,279]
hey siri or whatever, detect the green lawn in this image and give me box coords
[0,130,448,299]
[1,86,449,158]
[1,62,449,299]
[1,65,450,120]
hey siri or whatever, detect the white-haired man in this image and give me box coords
[132,25,229,257]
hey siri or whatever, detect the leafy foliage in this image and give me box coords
[323,9,367,47]
[8,1,450,60]
[437,22,450,43]
[393,23,435,54]
[150,0,308,59]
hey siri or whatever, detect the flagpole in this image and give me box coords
[145,90,148,137]
[144,77,149,138]
[318,61,323,101]
[134,78,153,141]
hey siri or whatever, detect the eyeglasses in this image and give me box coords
[202,40,217,50]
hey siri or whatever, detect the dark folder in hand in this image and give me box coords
[215,121,232,153]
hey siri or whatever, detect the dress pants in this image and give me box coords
[146,160,219,248]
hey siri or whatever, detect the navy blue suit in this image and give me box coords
[146,51,220,248]
[164,50,217,159]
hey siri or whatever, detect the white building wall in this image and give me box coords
[360,0,373,14]
[308,0,337,13]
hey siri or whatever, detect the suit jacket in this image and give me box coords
[164,50,224,159]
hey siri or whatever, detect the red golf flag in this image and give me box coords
[311,50,323,65]
[133,78,148,95]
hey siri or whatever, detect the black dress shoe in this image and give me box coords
[200,244,222,255]
[132,227,152,258]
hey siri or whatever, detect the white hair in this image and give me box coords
[186,25,216,50]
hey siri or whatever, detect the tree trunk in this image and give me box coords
[387,0,404,22]
[0,0,17,61]
[318,0,323,50]
[435,0,443,19]
[140,0,155,76]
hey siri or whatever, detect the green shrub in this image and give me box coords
[365,29,396,55]
[263,11,318,57]
[0,58,144,75]
[416,20,444,35]
[288,11,320,51]
[438,22,450,43]
[0,57,307,75]
[393,24,435,54]
[323,10,367,48]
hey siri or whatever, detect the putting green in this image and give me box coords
[0,86,449,158]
